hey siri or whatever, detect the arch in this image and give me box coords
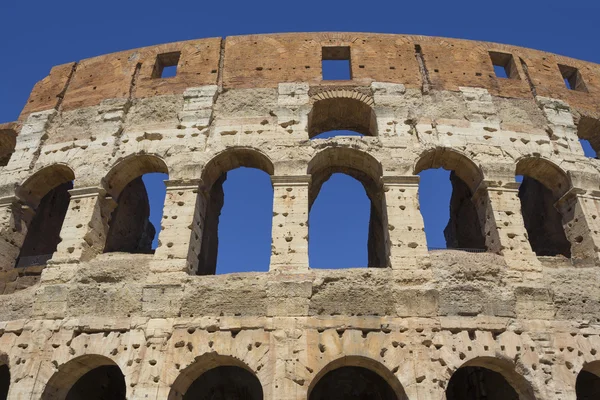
[41,355,125,400]
[308,356,407,400]
[200,147,274,190]
[168,354,263,400]
[576,114,600,156]
[194,148,274,275]
[103,153,169,198]
[413,148,483,193]
[16,164,75,207]
[576,361,600,400]
[308,93,377,138]
[0,354,9,400]
[446,356,536,400]
[414,148,486,250]
[516,156,571,257]
[307,147,386,267]
[515,156,570,199]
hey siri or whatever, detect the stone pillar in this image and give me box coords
[51,187,116,264]
[270,175,310,272]
[555,188,600,265]
[0,196,32,271]
[154,179,202,274]
[472,181,541,271]
[383,176,429,269]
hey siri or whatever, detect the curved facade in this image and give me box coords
[0,32,599,399]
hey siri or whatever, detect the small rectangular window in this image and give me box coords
[152,52,181,79]
[322,46,351,80]
[558,64,587,92]
[489,51,519,79]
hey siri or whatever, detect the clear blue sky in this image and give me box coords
[1,0,598,272]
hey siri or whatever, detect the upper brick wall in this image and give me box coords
[16,32,600,120]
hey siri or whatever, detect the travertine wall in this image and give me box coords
[0,32,600,399]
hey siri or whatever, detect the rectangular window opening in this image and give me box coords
[489,51,519,80]
[322,46,351,81]
[152,52,181,79]
[558,64,588,92]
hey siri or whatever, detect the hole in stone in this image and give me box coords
[152,52,181,79]
[322,46,351,80]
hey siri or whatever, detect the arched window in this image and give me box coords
[0,362,9,400]
[308,357,407,400]
[103,155,168,254]
[41,355,126,400]
[576,361,600,400]
[194,149,274,275]
[516,157,571,258]
[446,357,536,400]
[308,147,386,268]
[168,355,263,400]
[15,164,75,268]
[414,149,486,251]
[576,115,600,158]
[307,95,377,139]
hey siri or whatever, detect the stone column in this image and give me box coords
[472,181,541,272]
[154,179,202,274]
[51,187,116,264]
[0,196,32,271]
[383,176,429,269]
[270,175,310,272]
[555,188,600,265]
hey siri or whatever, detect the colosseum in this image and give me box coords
[0,31,599,399]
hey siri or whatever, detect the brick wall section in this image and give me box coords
[16,32,600,121]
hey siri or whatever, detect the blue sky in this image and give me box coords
[1,0,599,272]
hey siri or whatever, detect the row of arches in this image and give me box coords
[6,143,581,274]
[1,353,599,399]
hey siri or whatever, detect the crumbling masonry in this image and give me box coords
[0,32,600,399]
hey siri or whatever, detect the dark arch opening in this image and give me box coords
[182,365,263,400]
[446,366,520,400]
[16,180,73,268]
[65,365,126,400]
[200,167,273,274]
[0,364,9,400]
[307,98,377,138]
[309,366,398,400]
[576,362,600,400]
[516,158,571,258]
[195,149,274,275]
[104,172,167,254]
[308,147,386,268]
[415,149,486,251]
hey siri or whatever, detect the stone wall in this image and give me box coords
[0,32,599,399]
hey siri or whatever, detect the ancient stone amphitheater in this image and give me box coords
[0,32,599,399]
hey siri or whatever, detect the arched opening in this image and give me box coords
[103,155,168,254]
[311,130,364,140]
[0,124,16,167]
[576,361,600,400]
[445,357,536,400]
[0,362,9,400]
[308,357,407,400]
[195,149,274,275]
[15,164,75,268]
[41,355,125,400]
[168,354,263,400]
[516,158,571,258]
[307,97,377,139]
[414,149,486,251]
[308,147,386,268]
[576,115,600,157]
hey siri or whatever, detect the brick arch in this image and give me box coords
[515,156,571,199]
[445,356,537,400]
[307,355,408,400]
[16,164,75,208]
[40,354,126,400]
[308,90,377,138]
[413,147,483,193]
[103,153,169,199]
[167,353,263,400]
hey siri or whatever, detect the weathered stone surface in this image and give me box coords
[0,32,599,399]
